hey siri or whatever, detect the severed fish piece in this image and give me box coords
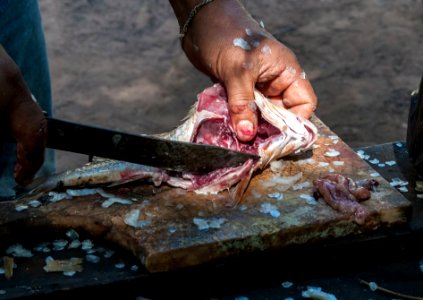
[22,83,318,205]
[313,174,379,224]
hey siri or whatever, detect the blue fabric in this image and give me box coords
[0,0,11,15]
[0,0,55,197]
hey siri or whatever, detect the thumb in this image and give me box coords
[225,79,258,142]
[226,80,258,142]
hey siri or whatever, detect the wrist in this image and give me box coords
[186,0,264,43]
[169,0,218,45]
[183,0,265,54]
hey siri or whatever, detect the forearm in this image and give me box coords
[0,45,30,113]
[169,0,262,43]
[0,44,13,112]
[0,43,46,147]
[170,0,267,76]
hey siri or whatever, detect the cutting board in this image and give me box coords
[0,115,411,273]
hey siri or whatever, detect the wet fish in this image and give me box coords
[22,83,318,205]
[22,160,169,199]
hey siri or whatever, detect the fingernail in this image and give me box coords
[237,120,254,140]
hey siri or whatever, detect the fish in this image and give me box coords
[21,83,318,205]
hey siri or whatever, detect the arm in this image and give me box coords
[0,45,47,185]
[169,0,317,141]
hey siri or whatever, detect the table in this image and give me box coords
[1,141,423,300]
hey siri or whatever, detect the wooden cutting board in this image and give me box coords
[0,115,411,273]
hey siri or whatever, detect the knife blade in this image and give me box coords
[45,117,259,173]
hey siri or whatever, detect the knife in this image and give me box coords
[44,117,259,173]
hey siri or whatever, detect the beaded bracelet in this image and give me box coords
[179,0,214,43]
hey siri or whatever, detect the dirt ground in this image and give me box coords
[38,0,423,172]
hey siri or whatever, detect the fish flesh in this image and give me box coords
[22,83,318,205]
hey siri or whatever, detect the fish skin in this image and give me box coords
[21,160,169,198]
[253,89,317,167]
[20,83,318,204]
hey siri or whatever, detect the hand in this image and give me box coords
[0,45,47,185]
[171,0,317,142]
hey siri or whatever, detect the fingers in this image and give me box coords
[225,79,258,142]
[282,78,318,119]
[258,65,299,96]
[259,66,318,119]
[224,65,317,143]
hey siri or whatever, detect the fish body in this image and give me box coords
[23,159,169,198]
[22,83,318,204]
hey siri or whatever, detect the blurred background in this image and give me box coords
[38,0,423,172]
